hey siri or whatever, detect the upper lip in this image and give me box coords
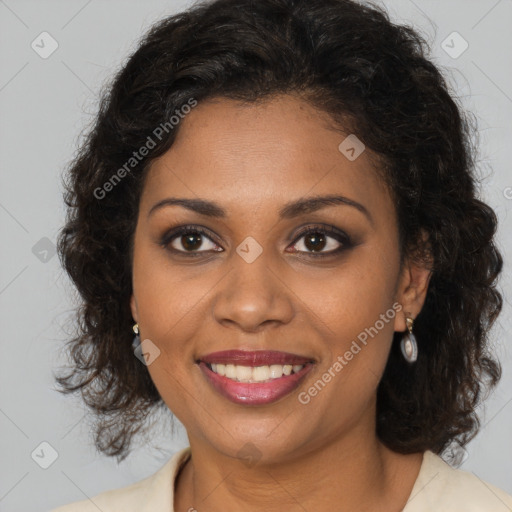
[199,350,314,366]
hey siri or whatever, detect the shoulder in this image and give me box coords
[50,447,191,512]
[404,450,512,512]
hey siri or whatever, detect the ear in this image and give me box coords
[393,230,433,332]
[130,294,139,323]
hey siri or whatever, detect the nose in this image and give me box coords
[212,253,295,333]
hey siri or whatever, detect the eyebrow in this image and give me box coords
[148,194,373,225]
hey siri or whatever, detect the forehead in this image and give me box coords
[140,95,391,220]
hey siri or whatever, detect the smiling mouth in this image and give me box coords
[196,350,315,405]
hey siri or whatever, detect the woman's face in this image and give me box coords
[130,94,429,463]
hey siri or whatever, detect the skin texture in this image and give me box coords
[130,94,432,511]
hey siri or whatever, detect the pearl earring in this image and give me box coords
[132,323,141,349]
[400,316,418,363]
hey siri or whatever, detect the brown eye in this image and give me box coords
[162,226,222,254]
[288,225,352,256]
[173,232,209,252]
[302,232,329,252]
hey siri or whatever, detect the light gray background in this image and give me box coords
[0,1,511,511]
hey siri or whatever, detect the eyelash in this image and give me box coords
[160,224,353,259]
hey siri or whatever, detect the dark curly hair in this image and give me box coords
[55,0,503,462]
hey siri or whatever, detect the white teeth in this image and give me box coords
[269,364,284,378]
[253,365,270,381]
[225,364,236,379]
[208,363,306,382]
[235,365,253,381]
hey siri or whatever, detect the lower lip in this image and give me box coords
[198,362,313,405]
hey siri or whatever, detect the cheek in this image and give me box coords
[132,240,214,350]
[295,245,401,384]
[299,249,399,337]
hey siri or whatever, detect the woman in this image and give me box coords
[52,0,512,510]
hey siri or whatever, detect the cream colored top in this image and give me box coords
[51,447,512,511]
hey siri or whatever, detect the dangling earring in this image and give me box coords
[400,316,418,363]
[132,323,141,349]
